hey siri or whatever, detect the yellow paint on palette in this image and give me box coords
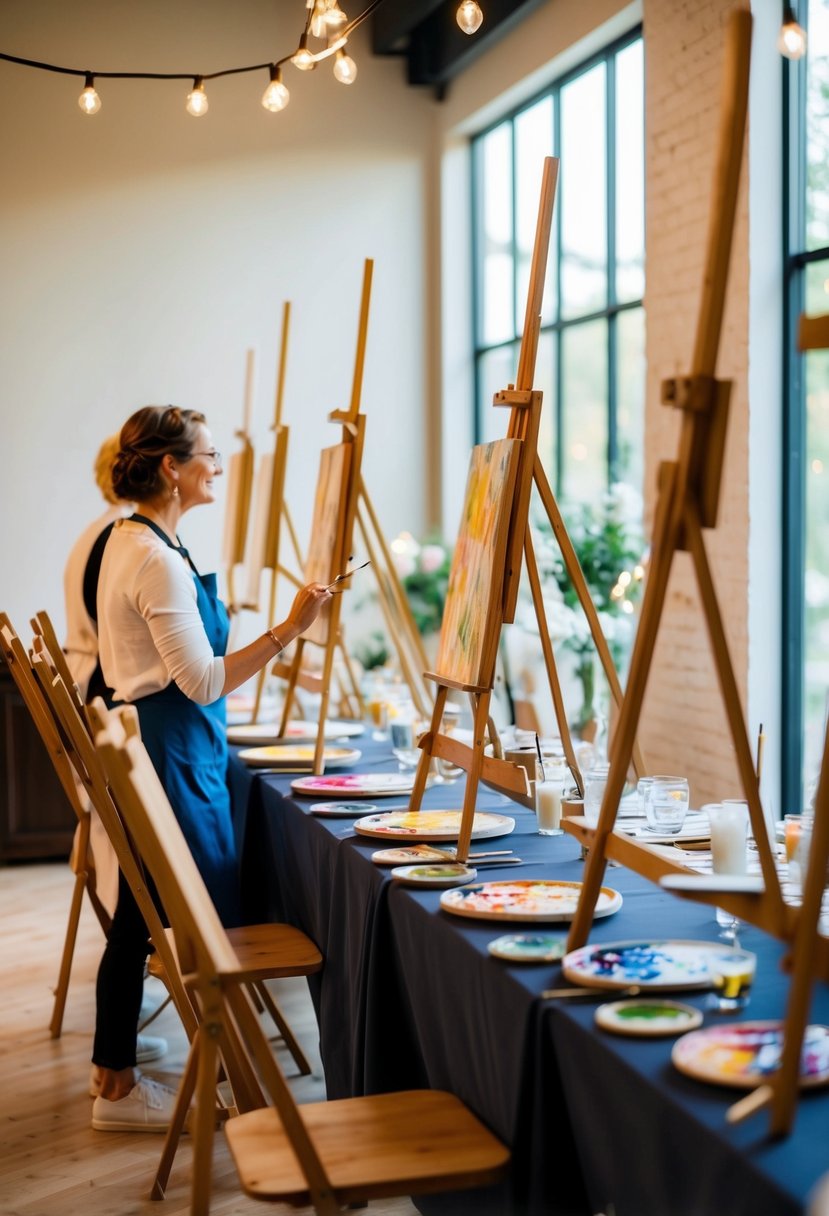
[435,438,520,687]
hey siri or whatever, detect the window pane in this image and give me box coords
[805,256,829,315]
[536,329,558,483]
[806,0,829,251]
[476,344,518,444]
[804,348,829,785]
[615,307,646,491]
[515,97,557,328]
[561,320,608,504]
[616,41,645,302]
[561,65,607,318]
[477,124,515,345]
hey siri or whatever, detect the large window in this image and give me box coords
[472,31,644,505]
[784,1,829,807]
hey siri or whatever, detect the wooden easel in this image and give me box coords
[407,156,645,863]
[560,10,828,1136]
[222,349,256,616]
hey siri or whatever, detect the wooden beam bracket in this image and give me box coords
[493,388,534,408]
[660,374,719,414]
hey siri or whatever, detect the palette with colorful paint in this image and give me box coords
[237,745,361,769]
[487,934,566,963]
[310,802,378,818]
[291,773,422,798]
[440,879,622,923]
[595,998,703,1038]
[391,864,477,889]
[354,810,515,842]
[227,719,365,745]
[562,940,743,992]
[672,1022,829,1089]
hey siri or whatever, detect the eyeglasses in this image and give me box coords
[192,449,223,469]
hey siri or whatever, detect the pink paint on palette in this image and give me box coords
[291,773,417,798]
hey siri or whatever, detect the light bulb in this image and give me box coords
[261,67,290,112]
[777,9,807,59]
[456,1,483,35]
[292,34,316,71]
[186,77,209,116]
[310,5,328,38]
[325,4,348,30]
[333,48,357,84]
[78,73,101,115]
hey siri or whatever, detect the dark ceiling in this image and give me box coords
[371,0,547,95]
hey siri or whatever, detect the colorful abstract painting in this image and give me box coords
[435,438,520,687]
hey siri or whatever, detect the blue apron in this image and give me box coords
[127,515,242,927]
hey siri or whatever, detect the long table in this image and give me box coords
[228,738,829,1216]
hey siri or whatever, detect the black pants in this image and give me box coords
[92,868,165,1070]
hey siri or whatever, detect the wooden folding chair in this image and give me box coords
[0,612,111,1038]
[95,702,509,1216]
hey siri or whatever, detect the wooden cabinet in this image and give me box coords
[0,657,75,861]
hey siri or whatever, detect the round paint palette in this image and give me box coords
[372,845,457,866]
[487,934,566,963]
[562,940,744,992]
[310,802,378,817]
[672,1022,829,1089]
[595,999,703,1038]
[440,879,622,923]
[228,719,365,745]
[391,864,477,889]
[354,810,515,842]
[291,773,419,798]
[238,745,361,769]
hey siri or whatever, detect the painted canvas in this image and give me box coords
[304,442,352,646]
[435,438,520,687]
[221,443,254,568]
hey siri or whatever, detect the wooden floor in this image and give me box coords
[0,863,420,1216]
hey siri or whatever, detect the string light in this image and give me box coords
[333,48,358,84]
[777,5,807,59]
[0,0,384,117]
[456,1,484,35]
[261,65,290,112]
[185,76,208,116]
[78,72,101,115]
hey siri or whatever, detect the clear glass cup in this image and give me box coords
[583,764,610,827]
[708,948,756,1012]
[708,800,749,941]
[390,718,420,771]
[637,776,654,817]
[645,775,689,834]
[535,778,564,836]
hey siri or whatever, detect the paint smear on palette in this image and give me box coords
[436,438,520,688]
[672,1023,829,1088]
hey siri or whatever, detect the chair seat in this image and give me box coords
[225,1089,510,1204]
[148,923,322,984]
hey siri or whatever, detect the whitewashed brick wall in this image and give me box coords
[639,0,750,805]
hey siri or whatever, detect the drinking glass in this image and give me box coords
[390,718,420,771]
[535,778,564,836]
[708,800,748,941]
[645,776,689,834]
[637,776,654,818]
[583,764,610,827]
[708,948,756,1012]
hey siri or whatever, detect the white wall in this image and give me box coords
[0,0,435,639]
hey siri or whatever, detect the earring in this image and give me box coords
[172,483,180,499]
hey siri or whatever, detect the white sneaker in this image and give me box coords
[91,1074,178,1132]
[89,1035,168,1096]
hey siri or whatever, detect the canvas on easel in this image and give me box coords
[406,155,647,863]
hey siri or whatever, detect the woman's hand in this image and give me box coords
[277,582,332,644]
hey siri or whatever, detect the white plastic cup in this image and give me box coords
[708,801,749,875]
[535,779,563,836]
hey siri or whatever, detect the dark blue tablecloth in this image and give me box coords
[227,736,829,1216]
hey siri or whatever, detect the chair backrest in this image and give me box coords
[93,701,338,1210]
[0,612,89,820]
[29,650,198,1039]
[31,609,86,715]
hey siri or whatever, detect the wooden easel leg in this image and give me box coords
[277,639,305,738]
[314,636,338,776]
[408,686,447,813]
[567,465,683,951]
[456,692,491,863]
[523,528,584,795]
[49,865,87,1038]
[283,503,305,572]
[337,632,365,719]
[683,501,786,923]
[768,716,829,1135]
[533,455,647,779]
[252,569,278,724]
